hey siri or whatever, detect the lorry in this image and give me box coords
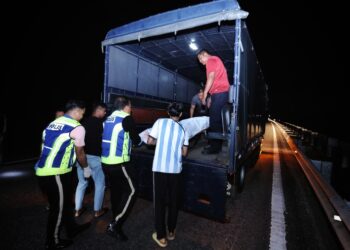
[101,0,268,221]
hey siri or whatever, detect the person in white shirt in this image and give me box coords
[147,102,189,248]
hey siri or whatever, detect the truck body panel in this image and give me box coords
[102,0,267,221]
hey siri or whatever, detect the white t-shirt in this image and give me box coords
[149,118,189,173]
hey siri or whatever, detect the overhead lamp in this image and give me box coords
[189,41,198,51]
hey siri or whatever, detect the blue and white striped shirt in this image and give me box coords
[150,118,189,173]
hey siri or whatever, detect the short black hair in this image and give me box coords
[65,100,86,112]
[114,96,130,110]
[167,102,183,117]
[92,101,107,112]
[197,49,209,56]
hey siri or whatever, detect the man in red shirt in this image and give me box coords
[197,49,230,154]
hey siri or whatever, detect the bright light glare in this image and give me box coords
[0,170,29,179]
[189,42,198,51]
[333,215,342,221]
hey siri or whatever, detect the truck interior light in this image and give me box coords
[189,42,198,51]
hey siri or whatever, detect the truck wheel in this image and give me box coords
[235,164,245,193]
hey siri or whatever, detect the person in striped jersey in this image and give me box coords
[147,102,189,248]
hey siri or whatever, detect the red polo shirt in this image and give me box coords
[206,56,230,94]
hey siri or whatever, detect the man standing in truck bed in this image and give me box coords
[197,49,230,154]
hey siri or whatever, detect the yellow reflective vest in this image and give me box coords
[101,110,131,165]
[35,115,80,176]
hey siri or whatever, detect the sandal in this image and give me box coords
[152,232,167,248]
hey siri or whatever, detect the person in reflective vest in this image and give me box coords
[102,95,142,242]
[35,100,91,249]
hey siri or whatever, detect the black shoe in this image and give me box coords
[45,239,73,249]
[106,222,128,241]
[67,222,91,238]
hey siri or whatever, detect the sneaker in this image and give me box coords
[152,232,167,248]
[167,231,176,241]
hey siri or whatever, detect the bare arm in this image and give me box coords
[182,146,188,157]
[207,96,212,108]
[75,146,88,168]
[202,72,215,105]
[189,104,195,118]
[147,136,156,145]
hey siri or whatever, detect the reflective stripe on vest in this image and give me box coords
[101,110,131,165]
[35,116,80,176]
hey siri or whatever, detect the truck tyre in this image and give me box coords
[235,164,245,193]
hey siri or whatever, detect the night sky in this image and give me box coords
[2,0,347,161]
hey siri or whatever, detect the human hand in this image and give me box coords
[83,166,92,178]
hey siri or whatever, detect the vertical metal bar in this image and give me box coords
[174,69,178,101]
[229,19,242,173]
[103,45,110,104]
[136,55,140,94]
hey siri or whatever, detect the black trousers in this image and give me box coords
[153,172,181,239]
[37,172,75,245]
[103,162,136,228]
[209,91,228,151]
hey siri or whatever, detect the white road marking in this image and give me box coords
[269,124,287,250]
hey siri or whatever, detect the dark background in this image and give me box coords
[1,0,347,162]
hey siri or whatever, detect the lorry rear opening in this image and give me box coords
[102,0,267,221]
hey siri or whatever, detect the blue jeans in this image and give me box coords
[75,155,105,211]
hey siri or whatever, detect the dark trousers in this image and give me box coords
[153,172,181,239]
[209,91,228,150]
[37,172,75,245]
[103,162,136,228]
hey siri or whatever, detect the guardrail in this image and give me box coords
[272,120,350,248]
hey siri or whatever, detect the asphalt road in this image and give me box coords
[0,122,341,249]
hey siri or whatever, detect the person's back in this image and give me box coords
[35,100,91,249]
[147,102,189,247]
[102,96,142,242]
[151,118,186,173]
[82,115,104,156]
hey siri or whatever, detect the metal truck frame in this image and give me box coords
[101,0,268,221]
